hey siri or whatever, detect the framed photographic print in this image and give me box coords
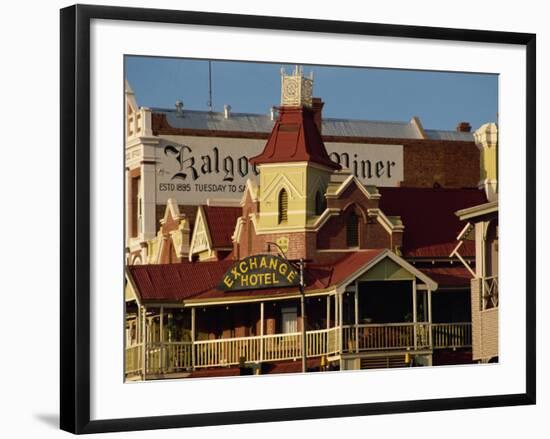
[60,4,536,434]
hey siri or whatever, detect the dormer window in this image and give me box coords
[278,189,288,223]
[315,191,326,215]
[346,212,359,247]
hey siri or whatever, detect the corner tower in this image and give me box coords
[250,67,341,234]
[474,123,498,202]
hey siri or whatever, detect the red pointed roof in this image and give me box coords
[249,106,341,170]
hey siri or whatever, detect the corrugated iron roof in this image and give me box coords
[128,250,385,303]
[323,118,421,139]
[419,266,473,287]
[153,108,474,142]
[424,129,473,142]
[162,109,275,133]
[379,187,487,258]
[202,206,242,248]
[249,107,341,170]
[128,260,235,302]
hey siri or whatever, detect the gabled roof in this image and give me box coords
[202,205,242,248]
[379,187,487,258]
[189,205,242,257]
[127,249,438,304]
[249,106,341,170]
[160,198,184,224]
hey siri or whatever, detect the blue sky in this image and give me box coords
[125,56,498,131]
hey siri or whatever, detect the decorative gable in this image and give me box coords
[189,206,212,260]
[146,198,191,264]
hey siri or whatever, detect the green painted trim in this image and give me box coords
[358,258,414,281]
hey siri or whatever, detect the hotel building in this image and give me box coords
[123,68,496,379]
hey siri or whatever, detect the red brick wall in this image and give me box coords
[316,209,391,251]
[243,229,316,261]
[237,178,396,263]
[323,136,480,189]
[158,239,181,264]
[401,140,479,188]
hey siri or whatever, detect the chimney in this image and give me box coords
[224,104,231,119]
[456,121,471,132]
[175,100,184,117]
[311,97,324,134]
[270,106,278,121]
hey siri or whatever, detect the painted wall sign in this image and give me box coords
[219,254,300,292]
[155,136,404,204]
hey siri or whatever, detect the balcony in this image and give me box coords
[125,322,471,377]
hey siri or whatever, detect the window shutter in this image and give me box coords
[278,189,288,223]
[346,212,359,247]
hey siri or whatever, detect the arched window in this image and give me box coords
[346,212,359,247]
[315,191,326,215]
[278,189,288,223]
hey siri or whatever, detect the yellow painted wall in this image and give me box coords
[256,163,331,230]
[125,281,137,302]
[306,165,331,216]
[147,235,160,263]
[480,144,497,182]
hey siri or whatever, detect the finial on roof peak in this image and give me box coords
[280,65,314,108]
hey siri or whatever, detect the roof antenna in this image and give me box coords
[207,60,213,113]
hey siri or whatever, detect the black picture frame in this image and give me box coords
[60,4,536,434]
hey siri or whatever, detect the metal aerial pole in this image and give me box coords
[207,60,213,112]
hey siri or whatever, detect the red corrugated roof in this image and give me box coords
[419,266,473,287]
[202,206,242,248]
[379,187,486,258]
[128,250,385,303]
[128,260,235,302]
[250,107,341,170]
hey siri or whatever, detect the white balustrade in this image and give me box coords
[125,323,472,376]
[431,322,472,349]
